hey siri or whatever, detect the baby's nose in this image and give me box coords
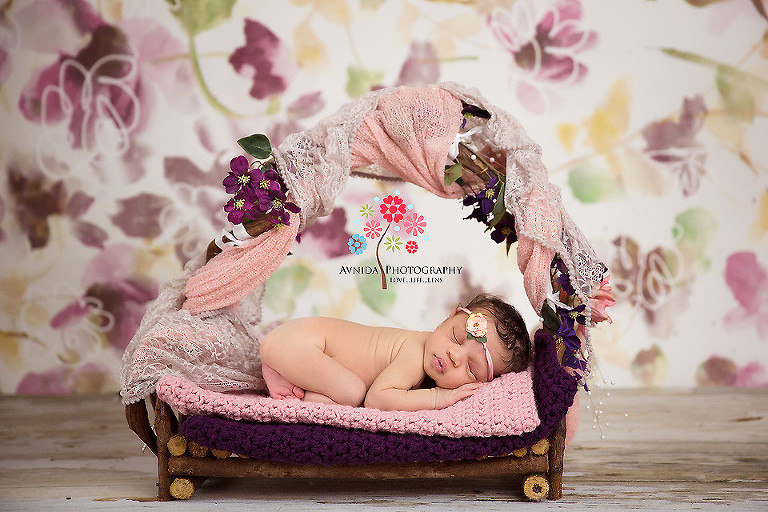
[448,348,465,366]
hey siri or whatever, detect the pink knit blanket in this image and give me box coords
[156,367,540,438]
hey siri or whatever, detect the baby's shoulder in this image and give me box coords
[396,330,429,356]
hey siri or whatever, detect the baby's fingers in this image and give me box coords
[455,383,482,400]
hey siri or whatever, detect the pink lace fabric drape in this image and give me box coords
[120,82,606,404]
[350,87,465,198]
[120,252,268,404]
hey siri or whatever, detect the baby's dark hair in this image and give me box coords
[464,293,530,374]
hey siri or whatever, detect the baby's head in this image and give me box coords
[423,293,530,389]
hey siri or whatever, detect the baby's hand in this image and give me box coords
[433,383,481,409]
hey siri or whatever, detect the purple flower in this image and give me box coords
[252,167,281,194]
[224,193,254,225]
[555,317,581,352]
[229,19,294,100]
[490,213,518,247]
[222,156,255,195]
[642,96,707,196]
[562,348,587,376]
[463,175,501,220]
[263,188,300,225]
[478,176,500,215]
[556,272,576,296]
[488,0,598,114]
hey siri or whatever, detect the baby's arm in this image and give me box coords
[260,318,367,406]
[364,344,480,411]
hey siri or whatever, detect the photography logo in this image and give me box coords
[342,189,461,288]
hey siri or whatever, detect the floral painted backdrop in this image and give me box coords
[0,0,766,394]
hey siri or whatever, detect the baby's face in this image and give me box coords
[422,309,507,389]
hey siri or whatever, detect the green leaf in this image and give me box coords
[444,163,463,186]
[672,207,717,272]
[488,182,507,228]
[661,48,768,89]
[716,66,755,122]
[541,302,560,332]
[355,259,396,315]
[238,134,272,160]
[262,263,314,314]
[567,161,621,204]
[169,0,237,37]
[345,66,385,98]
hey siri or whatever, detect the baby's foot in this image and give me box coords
[262,363,305,400]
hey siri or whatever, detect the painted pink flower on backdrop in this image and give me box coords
[488,0,598,114]
[16,362,114,394]
[696,355,768,387]
[291,208,354,259]
[50,244,159,353]
[642,96,708,196]
[268,91,325,146]
[724,251,768,338]
[229,19,295,100]
[396,41,440,87]
[610,235,689,337]
[7,163,107,249]
[18,23,144,165]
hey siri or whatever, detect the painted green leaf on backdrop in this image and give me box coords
[672,207,717,272]
[346,66,385,99]
[716,67,755,122]
[262,263,314,312]
[355,259,396,315]
[567,161,621,203]
[169,0,236,37]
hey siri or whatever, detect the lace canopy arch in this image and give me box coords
[120,82,609,405]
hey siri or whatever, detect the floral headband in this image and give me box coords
[457,307,494,382]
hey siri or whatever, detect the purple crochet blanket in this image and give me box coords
[181,330,576,465]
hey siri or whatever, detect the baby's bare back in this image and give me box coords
[316,317,417,387]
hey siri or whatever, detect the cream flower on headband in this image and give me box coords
[466,312,488,344]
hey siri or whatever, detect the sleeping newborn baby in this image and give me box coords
[260,293,530,411]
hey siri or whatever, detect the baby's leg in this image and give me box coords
[262,363,305,400]
[260,318,366,407]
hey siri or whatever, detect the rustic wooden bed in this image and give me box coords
[121,85,608,502]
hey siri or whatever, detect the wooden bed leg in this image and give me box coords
[125,398,157,455]
[547,417,567,500]
[154,398,175,501]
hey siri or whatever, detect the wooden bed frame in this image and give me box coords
[123,138,575,502]
[125,391,567,502]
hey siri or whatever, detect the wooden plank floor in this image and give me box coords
[0,388,766,511]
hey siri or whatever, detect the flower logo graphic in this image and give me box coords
[404,212,426,236]
[360,203,374,219]
[348,189,430,288]
[347,234,367,255]
[383,235,403,253]
[364,219,383,239]
[380,194,407,223]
